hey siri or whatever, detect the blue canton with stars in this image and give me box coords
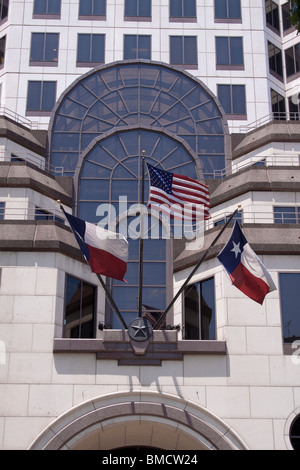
[147,164,173,195]
[217,221,248,275]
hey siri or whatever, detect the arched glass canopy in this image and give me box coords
[48,61,229,328]
[49,60,228,178]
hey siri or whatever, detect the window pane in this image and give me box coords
[77,34,91,62]
[232,85,246,114]
[170,0,182,16]
[33,0,47,14]
[91,34,105,63]
[279,273,300,342]
[94,0,106,15]
[184,36,197,65]
[79,0,92,15]
[125,0,138,16]
[183,0,196,17]
[200,278,216,340]
[230,37,243,65]
[80,283,95,338]
[184,283,200,339]
[218,84,231,113]
[285,47,295,77]
[45,33,59,61]
[65,276,81,338]
[216,37,229,65]
[31,33,44,61]
[274,206,296,223]
[170,36,183,64]
[41,81,56,111]
[138,35,151,59]
[228,0,241,18]
[139,0,151,17]
[124,35,138,60]
[215,0,227,18]
[27,81,42,111]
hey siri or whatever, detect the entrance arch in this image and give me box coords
[29,391,248,450]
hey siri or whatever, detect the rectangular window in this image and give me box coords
[184,277,216,340]
[0,35,6,68]
[265,0,280,34]
[33,0,61,16]
[35,207,64,224]
[170,36,197,67]
[268,41,283,80]
[215,211,242,226]
[216,36,244,69]
[124,35,151,60]
[77,34,105,66]
[30,33,59,65]
[279,273,300,343]
[125,0,151,19]
[170,0,196,21]
[0,0,8,21]
[285,43,300,79]
[0,202,5,220]
[64,274,96,339]
[215,0,241,20]
[26,81,57,115]
[271,89,286,119]
[79,0,106,18]
[217,84,246,117]
[288,95,300,120]
[274,206,299,223]
[282,1,294,32]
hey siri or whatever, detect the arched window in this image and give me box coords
[48,61,229,328]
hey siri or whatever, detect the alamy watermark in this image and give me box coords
[95,196,205,250]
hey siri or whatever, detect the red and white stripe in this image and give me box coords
[149,173,210,221]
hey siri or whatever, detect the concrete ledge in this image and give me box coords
[53,330,227,366]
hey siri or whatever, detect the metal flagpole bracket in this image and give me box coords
[153,206,241,331]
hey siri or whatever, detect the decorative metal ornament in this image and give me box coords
[128,317,153,342]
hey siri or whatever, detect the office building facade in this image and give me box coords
[0,0,300,450]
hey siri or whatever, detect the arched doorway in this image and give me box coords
[29,391,248,450]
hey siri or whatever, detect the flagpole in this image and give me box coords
[57,201,128,330]
[153,206,241,331]
[138,150,146,317]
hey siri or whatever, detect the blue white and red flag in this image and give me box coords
[217,222,276,304]
[65,212,128,282]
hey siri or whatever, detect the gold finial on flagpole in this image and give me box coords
[57,199,61,204]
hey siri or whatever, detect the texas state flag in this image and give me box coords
[217,221,276,304]
[65,212,128,282]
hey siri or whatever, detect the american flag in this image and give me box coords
[147,164,210,221]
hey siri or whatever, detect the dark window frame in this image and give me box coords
[214,0,242,23]
[217,84,247,119]
[77,33,105,67]
[170,35,198,68]
[29,32,59,66]
[0,0,8,24]
[0,35,6,69]
[26,80,57,116]
[285,43,300,81]
[169,0,197,23]
[0,201,5,220]
[78,0,106,20]
[63,273,97,339]
[184,277,216,341]
[215,36,244,70]
[273,206,300,224]
[33,0,61,19]
[124,0,151,21]
[123,34,151,60]
[279,272,300,347]
[265,0,280,35]
[268,41,284,81]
